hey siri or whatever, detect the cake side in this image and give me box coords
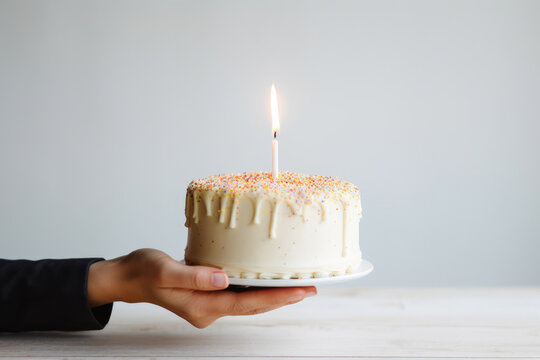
[184,172,362,279]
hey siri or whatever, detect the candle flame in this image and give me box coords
[271,84,280,133]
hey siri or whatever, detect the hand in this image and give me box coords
[87,248,317,328]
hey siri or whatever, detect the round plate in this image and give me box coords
[180,259,373,287]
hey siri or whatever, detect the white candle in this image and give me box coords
[272,134,278,178]
[270,84,280,178]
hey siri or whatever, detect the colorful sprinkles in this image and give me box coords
[187,171,360,206]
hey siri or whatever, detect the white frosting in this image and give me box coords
[184,189,362,279]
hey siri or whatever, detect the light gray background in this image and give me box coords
[1,0,539,286]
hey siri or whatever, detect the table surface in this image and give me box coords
[1,287,539,359]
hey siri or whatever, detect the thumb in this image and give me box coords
[161,261,229,290]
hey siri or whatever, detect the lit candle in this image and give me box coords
[271,84,280,178]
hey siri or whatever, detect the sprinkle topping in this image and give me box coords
[187,171,360,205]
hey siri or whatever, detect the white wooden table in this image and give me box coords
[1,287,539,359]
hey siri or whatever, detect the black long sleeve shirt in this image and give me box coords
[0,258,113,332]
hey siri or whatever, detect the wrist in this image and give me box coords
[87,257,124,307]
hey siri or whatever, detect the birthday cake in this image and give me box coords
[184,171,363,279]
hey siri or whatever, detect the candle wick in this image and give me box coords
[273,131,277,139]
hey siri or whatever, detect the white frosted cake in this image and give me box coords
[184,171,362,279]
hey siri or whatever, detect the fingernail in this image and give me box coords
[211,272,227,287]
[304,290,317,298]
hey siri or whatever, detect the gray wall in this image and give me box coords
[1,0,539,286]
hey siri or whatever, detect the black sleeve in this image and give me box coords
[0,258,113,332]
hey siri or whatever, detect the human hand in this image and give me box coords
[87,248,317,328]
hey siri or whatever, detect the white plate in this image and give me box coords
[180,259,373,287]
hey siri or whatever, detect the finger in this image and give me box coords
[222,286,317,316]
[160,261,229,290]
[227,295,307,316]
[203,286,317,316]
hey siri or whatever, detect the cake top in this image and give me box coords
[187,171,360,205]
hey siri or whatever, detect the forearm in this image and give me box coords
[0,258,113,332]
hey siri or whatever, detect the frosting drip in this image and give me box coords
[185,172,362,252]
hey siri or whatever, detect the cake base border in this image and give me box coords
[180,259,373,287]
